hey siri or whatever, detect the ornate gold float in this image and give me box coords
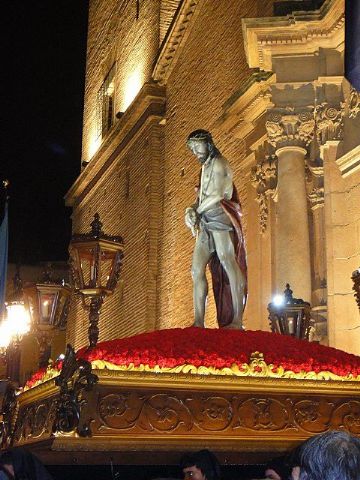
[4,328,360,465]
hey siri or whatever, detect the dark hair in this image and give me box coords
[180,449,221,480]
[186,130,220,158]
[0,452,13,467]
[0,448,53,480]
[298,430,360,480]
[264,455,293,479]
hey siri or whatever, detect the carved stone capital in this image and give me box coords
[266,108,315,150]
[251,154,278,233]
[315,103,344,144]
[352,268,360,313]
[348,87,360,119]
[308,187,324,211]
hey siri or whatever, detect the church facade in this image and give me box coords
[65,0,360,356]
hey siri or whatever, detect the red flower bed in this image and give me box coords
[77,327,360,378]
[25,328,360,389]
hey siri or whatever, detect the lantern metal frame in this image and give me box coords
[268,284,312,340]
[23,268,71,368]
[69,213,124,348]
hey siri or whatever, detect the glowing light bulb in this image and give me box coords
[5,302,31,339]
[272,294,285,307]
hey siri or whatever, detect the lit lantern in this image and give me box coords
[268,284,312,340]
[23,268,71,368]
[69,213,124,347]
[3,269,31,383]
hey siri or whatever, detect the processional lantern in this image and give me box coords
[352,268,360,313]
[68,213,124,348]
[23,266,71,368]
[268,284,312,340]
[0,269,31,383]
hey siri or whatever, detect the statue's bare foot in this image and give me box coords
[224,320,244,330]
[192,321,205,328]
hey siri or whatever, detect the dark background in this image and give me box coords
[1,0,89,264]
[47,463,266,480]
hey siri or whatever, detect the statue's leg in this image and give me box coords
[191,237,211,327]
[213,231,245,329]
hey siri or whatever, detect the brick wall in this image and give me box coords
[82,0,160,163]
[69,119,164,349]
[157,0,275,329]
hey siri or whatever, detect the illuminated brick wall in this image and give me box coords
[82,0,161,163]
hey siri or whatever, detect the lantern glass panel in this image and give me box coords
[78,247,97,288]
[39,292,56,324]
[100,249,116,288]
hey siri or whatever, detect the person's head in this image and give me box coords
[180,449,221,480]
[186,130,219,164]
[0,451,14,479]
[294,430,360,480]
[264,455,293,480]
[0,448,53,480]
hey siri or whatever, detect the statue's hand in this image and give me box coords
[185,207,198,236]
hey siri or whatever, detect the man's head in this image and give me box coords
[294,430,360,480]
[180,449,221,480]
[186,130,218,164]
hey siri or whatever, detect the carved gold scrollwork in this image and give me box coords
[186,396,232,431]
[32,403,49,438]
[14,397,56,443]
[99,393,144,430]
[0,384,17,449]
[331,401,360,434]
[143,394,192,432]
[294,399,333,433]
[266,108,315,149]
[98,393,193,432]
[235,398,291,431]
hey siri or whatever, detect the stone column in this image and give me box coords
[266,109,314,302]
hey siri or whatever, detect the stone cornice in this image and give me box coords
[336,144,360,178]
[215,71,276,139]
[242,0,344,70]
[152,0,203,84]
[65,82,166,207]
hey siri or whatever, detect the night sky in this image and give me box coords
[1,1,89,264]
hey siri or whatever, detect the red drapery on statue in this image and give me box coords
[209,185,247,327]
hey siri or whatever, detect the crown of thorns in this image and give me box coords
[186,129,213,146]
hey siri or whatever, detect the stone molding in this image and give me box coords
[216,72,275,139]
[65,82,166,207]
[251,154,277,233]
[153,0,203,85]
[266,108,315,149]
[335,144,360,178]
[315,103,344,145]
[242,0,343,70]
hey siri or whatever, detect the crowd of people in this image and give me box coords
[0,430,359,479]
[178,430,360,480]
